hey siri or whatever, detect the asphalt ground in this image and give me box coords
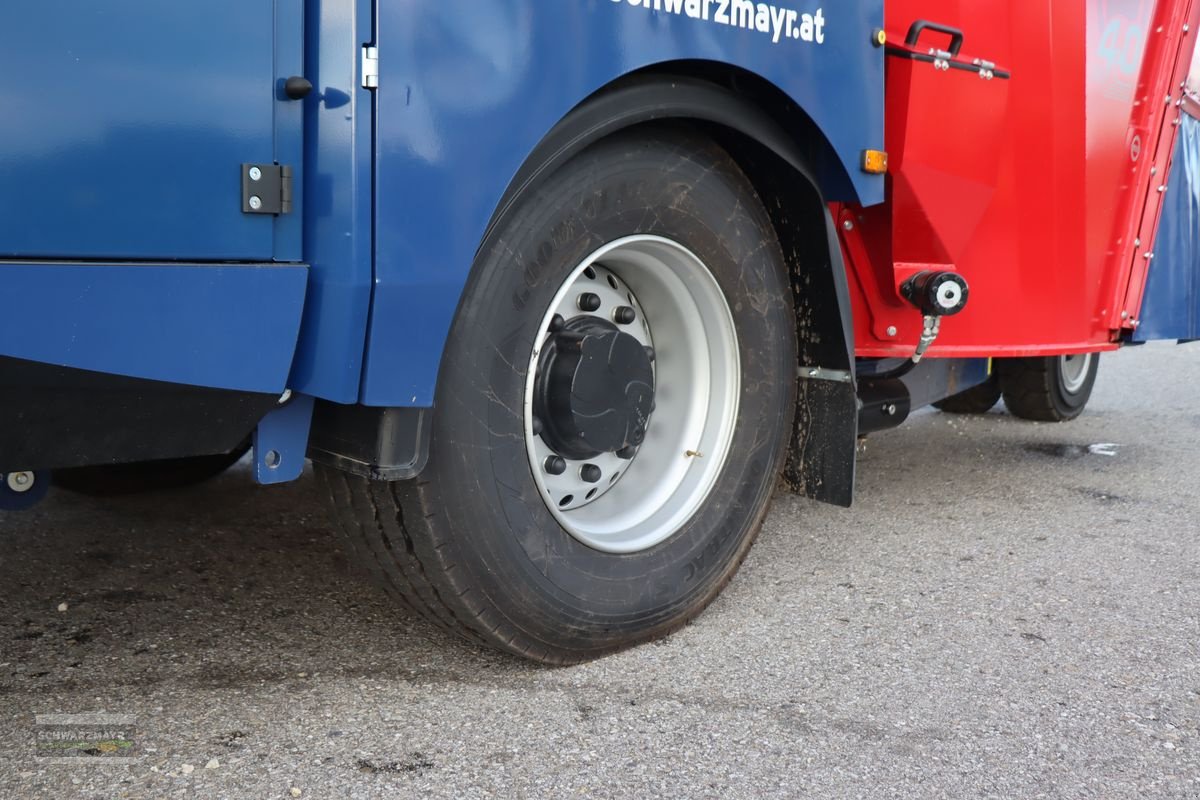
[1,342,1197,799]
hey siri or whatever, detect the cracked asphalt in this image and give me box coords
[1,342,1198,798]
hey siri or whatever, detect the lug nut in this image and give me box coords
[613,306,636,325]
[617,446,637,460]
[580,464,602,483]
[644,346,655,362]
[549,314,565,333]
[544,456,566,475]
[532,416,543,436]
[577,293,602,312]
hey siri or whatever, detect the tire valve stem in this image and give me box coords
[685,449,703,458]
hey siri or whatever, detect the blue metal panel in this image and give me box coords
[287,0,377,402]
[0,2,303,262]
[1134,114,1200,341]
[0,263,308,394]
[362,0,885,406]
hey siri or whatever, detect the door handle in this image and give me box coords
[283,76,313,100]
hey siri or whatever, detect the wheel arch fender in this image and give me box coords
[482,66,863,245]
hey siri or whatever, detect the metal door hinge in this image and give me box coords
[241,164,293,215]
[361,45,379,89]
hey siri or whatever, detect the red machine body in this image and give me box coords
[847,0,1200,358]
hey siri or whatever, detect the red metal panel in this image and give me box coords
[1114,1,1200,327]
[846,0,1196,358]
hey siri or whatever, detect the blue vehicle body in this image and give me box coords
[0,0,883,417]
[362,0,885,405]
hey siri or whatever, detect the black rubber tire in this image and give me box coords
[933,376,1002,414]
[316,127,798,664]
[998,354,1100,422]
[53,445,250,497]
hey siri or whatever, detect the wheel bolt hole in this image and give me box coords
[577,292,601,312]
[558,495,574,508]
[585,488,598,500]
[609,472,620,484]
[606,274,619,290]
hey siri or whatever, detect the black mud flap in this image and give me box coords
[781,209,858,508]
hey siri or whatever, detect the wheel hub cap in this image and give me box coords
[534,317,655,460]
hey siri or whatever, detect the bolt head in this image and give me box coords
[842,219,854,231]
[885,326,898,337]
[248,195,263,211]
[612,306,636,325]
[544,456,566,476]
[248,166,262,181]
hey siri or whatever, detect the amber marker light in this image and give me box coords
[861,149,889,174]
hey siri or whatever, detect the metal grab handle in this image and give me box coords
[904,20,965,57]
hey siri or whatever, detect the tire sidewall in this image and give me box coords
[425,129,795,638]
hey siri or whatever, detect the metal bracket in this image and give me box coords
[797,366,853,383]
[252,393,314,485]
[361,45,379,89]
[241,164,293,215]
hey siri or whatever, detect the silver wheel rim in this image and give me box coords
[523,235,741,554]
[5,472,35,493]
[1059,353,1093,395]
